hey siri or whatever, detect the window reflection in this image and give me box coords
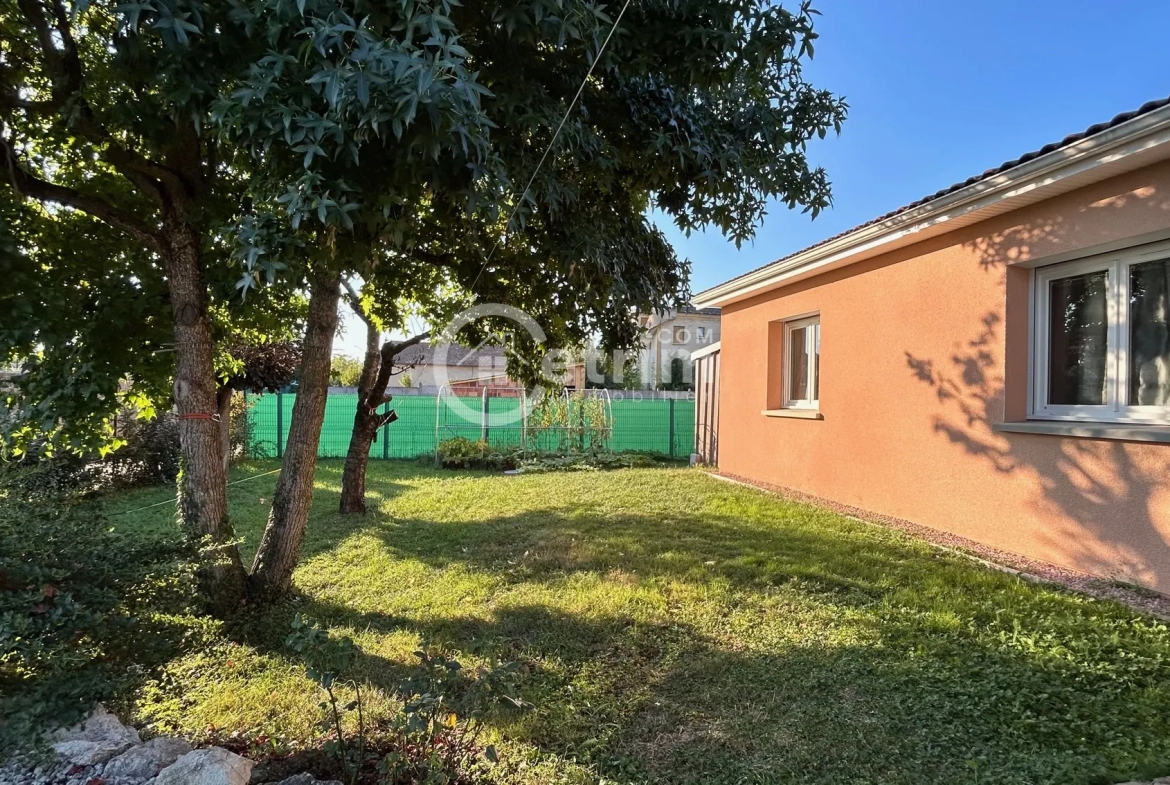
[1047,271,1107,406]
[1130,259,1170,405]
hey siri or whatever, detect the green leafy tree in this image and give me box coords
[0,0,274,609]
[290,0,847,522]
[5,0,845,605]
[329,356,366,388]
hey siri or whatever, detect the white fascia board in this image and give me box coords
[694,105,1170,309]
[689,341,721,360]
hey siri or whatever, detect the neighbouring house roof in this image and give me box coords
[640,305,721,329]
[695,96,1170,308]
[395,342,507,368]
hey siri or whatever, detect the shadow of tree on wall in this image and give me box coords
[903,180,1170,587]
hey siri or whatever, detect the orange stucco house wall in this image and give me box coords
[716,160,1170,593]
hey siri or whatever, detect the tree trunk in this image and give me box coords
[339,328,429,515]
[248,267,341,601]
[217,387,233,474]
[162,219,247,612]
[339,317,383,515]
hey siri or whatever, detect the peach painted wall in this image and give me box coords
[719,160,1170,592]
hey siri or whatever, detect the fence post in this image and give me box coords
[382,403,390,460]
[668,397,676,458]
[276,392,284,459]
[481,394,490,444]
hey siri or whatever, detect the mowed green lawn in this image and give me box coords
[106,461,1170,785]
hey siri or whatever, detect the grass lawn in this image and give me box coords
[103,461,1170,785]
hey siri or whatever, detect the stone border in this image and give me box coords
[0,706,340,785]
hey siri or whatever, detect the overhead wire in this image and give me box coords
[468,0,634,294]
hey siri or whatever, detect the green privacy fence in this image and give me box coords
[246,393,695,459]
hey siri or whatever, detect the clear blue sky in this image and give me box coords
[667,0,1170,297]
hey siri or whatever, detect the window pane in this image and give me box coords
[812,324,821,401]
[1130,259,1170,405]
[1048,271,1108,406]
[789,326,809,401]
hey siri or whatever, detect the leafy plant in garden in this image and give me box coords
[0,463,200,757]
[526,392,613,454]
[435,437,517,471]
[286,615,366,785]
[286,617,527,784]
[517,451,668,474]
[380,645,525,784]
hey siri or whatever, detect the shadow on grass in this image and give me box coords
[242,592,1170,785]
[211,462,1170,785]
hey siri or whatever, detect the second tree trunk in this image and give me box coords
[248,267,341,600]
[339,316,384,515]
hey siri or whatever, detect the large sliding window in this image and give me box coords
[1033,242,1170,422]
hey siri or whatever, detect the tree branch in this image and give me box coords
[342,278,375,329]
[363,331,430,411]
[13,0,185,204]
[1,137,160,250]
[380,331,431,365]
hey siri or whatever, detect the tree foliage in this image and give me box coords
[216,0,846,358]
[1,0,846,601]
[330,355,365,388]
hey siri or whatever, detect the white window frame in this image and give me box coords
[782,315,820,410]
[1031,240,1170,424]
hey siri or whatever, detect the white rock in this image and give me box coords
[51,705,141,766]
[272,775,344,785]
[103,737,193,779]
[273,772,341,785]
[154,747,253,785]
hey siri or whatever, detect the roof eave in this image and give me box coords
[693,103,1170,309]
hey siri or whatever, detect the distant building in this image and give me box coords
[638,306,721,389]
[393,342,522,393]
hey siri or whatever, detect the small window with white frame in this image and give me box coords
[1032,242,1170,423]
[783,315,820,409]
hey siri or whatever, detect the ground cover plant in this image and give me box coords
[40,462,1170,784]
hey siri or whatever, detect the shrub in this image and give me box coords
[104,411,181,487]
[229,393,260,461]
[435,437,517,471]
[0,463,199,757]
[517,450,669,473]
